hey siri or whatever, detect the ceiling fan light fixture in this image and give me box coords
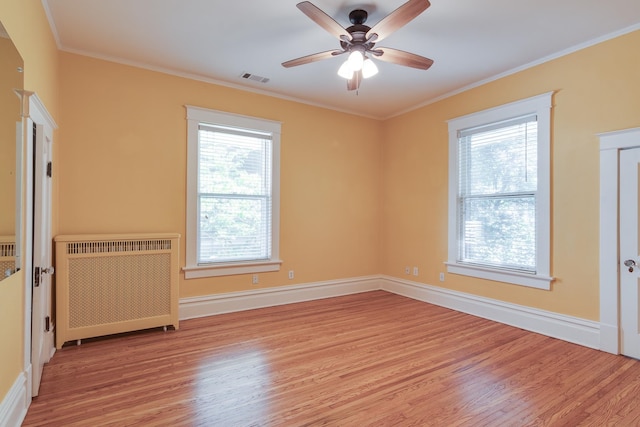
[347,50,364,71]
[362,58,378,78]
[337,60,354,79]
[283,1,434,91]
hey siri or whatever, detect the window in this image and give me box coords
[446,93,553,289]
[184,106,281,278]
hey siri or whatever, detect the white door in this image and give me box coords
[620,146,640,358]
[29,120,54,396]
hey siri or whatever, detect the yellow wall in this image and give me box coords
[0,272,23,401]
[58,30,640,317]
[0,0,59,406]
[0,36,22,236]
[57,53,383,297]
[381,30,640,321]
[0,2,59,117]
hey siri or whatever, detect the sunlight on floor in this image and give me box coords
[194,346,272,424]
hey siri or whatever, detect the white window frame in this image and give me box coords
[184,105,282,279]
[445,92,554,290]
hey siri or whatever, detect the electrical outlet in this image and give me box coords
[439,272,445,282]
[252,274,259,284]
[288,270,294,280]
[413,267,419,276]
[405,266,410,275]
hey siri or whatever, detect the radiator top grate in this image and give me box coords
[66,239,172,255]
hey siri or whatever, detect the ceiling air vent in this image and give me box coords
[240,72,270,84]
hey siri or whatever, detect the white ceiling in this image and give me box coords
[43,0,640,119]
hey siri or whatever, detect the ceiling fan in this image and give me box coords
[282,0,434,91]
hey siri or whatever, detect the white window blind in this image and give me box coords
[457,114,538,272]
[197,124,273,264]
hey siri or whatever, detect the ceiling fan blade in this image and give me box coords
[366,0,430,42]
[347,70,362,91]
[297,1,351,41]
[375,47,434,70]
[282,50,343,68]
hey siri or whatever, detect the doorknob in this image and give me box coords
[624,259,637,272]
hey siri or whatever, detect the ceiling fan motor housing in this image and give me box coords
[349,9,368,25]
[342,9,375,51]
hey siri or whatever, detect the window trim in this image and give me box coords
[184,105,282,279]
[446,92,554,290]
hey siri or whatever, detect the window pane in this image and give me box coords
[199,196,271,263]
[199,129,271,196]
[460,196,536,271]
[460,121,537,196]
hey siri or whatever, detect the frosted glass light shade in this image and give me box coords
[337,61,353,79]
[362,58,378,78]
[347,50,364,71]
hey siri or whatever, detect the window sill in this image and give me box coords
[183,259,282,279]
[445,262,553,290]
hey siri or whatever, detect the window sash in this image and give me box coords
[458,193,536,272]
[197,194,272,264]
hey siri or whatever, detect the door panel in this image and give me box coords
[30,121,53,396]
[620,147,640,358]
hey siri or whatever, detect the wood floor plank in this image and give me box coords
[22,291,640,426]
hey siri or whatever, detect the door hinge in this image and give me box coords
[47,161,52,178]
[45,316,51,332]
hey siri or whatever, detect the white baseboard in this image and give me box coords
[381,276,601,350]
[0,368,30,427]
[180,275,383,320]
[179,274,601,351]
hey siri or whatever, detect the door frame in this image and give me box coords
[20,91,57,395]
[599,126,640,355]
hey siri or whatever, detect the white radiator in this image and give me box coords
[55,233,180,349]
[0,236,15,278]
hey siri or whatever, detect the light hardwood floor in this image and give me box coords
[22,291,640,426]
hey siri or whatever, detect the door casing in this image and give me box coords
[599,127,640,354]
[19,91,57,397]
